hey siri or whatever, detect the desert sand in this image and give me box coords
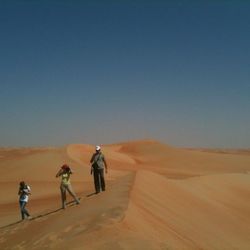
[0,140,250,249]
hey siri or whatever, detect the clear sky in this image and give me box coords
[1,0,250,148]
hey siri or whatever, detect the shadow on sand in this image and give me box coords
[0,220,23,229]
[0,198,82,229]
[86,192,97,197]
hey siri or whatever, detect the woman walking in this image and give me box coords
[56,164,80,209]
[18,181,31,220]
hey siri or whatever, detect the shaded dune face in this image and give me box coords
[124,171,250,250]
[1,140,250,250]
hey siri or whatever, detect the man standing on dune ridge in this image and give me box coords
[90,145,108,194]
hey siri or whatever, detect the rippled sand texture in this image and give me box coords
[1,140,250,249]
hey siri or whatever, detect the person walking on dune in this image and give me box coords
[56,164,80,209]
[90,145,108,194]
[18,181,32,220]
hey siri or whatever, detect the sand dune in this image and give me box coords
[1,140,250,249]
[124,170,250,249]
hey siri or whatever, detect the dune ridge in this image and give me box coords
[1,140,250,249]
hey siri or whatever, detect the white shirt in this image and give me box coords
[19,185,31,202]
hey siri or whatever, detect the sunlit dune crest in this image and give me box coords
[1,140,250,249]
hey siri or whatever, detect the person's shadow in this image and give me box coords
[86,192,96,197]
[0,207,62,229]
[0,198,83,229]
[0,220,23,229]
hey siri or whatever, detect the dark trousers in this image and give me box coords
[93,168,105,193]
[19,200,30,220]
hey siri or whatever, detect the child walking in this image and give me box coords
[18,181,32,220]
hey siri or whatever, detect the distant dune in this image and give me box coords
[1,140,250,249]
[186,147,250,155]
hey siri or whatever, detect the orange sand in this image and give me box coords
[1,140,250,249]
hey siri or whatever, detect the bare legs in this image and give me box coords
[60,183,80,209]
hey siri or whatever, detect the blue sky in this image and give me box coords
[1,0,250,148]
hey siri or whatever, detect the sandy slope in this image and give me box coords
[124,170,250,249]
[1,140,250,249]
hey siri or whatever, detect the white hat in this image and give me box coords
[96,145,101,151]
